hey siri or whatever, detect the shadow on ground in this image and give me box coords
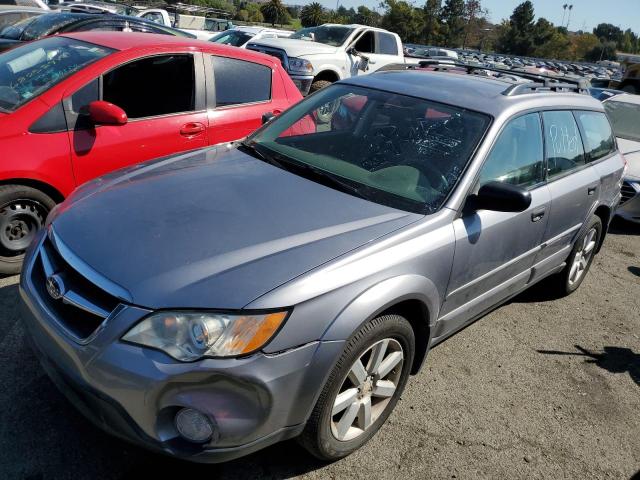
[609,218,640,236]
[0,282,326,480]
[537,344,640,387]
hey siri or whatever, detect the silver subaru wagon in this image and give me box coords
[20,70,624,463]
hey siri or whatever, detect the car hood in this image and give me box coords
[617,137,640,179]
[51,146,420,310]
[249,37,337,57]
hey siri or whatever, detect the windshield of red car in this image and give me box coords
[0,36,114,112]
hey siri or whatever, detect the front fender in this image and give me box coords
[321,274,439,342]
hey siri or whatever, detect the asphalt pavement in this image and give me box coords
[1,219,638,480]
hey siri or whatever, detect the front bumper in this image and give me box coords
[19,231,344,463]
[616,178,640,223]
[289,74,314,96]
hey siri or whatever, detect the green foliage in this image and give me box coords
[300,2,326,28]
[439,0,465,47]
[260,0,287,26]
[380,0,423,44]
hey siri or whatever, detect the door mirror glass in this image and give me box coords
[358,55,369,72]
[89,100,128,125]
[472,181,532,212]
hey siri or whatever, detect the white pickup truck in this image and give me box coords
[247,23,416,95]
[136,8,232,40]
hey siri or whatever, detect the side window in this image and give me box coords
[141,12,164,24]
[377,33,398,55]
[103,55,195,119]
[573,111,616,162]
[479,113,544,189]
[73,21,127,32]
[542,111,585,180]
[211,56,271,107]
[353,31,375,54]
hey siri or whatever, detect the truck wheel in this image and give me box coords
[298,314,414,461]
[309,80,333,94]
[0,185,56,275]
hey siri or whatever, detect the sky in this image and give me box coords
[303,0,640,33]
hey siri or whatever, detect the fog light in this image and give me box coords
[174,408,213,443]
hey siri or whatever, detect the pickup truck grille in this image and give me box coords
[247,44,288,70]
[620,180,638,205]
[31,235,121,341]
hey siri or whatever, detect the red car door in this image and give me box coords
[205,55,291,144]
[64,52,208,185]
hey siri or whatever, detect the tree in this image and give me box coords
[244,2,264,23]
[570,32,600,60]
[496,1,536,55]
[355,5,379,26]
[380,0,423,44]
[439,0,465,47]
[532,18,570,59]
[300,2,326,28]
[422,0,441,45]
[593,23,623,45]
[260,0,287,26]
[461,0,489,49]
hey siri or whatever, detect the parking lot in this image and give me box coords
[0,218,637,480]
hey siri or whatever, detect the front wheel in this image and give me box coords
[0,185,55,275]
[298,314,415,461]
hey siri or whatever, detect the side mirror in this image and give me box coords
[358,54,370,72]
[472,181,532,212]
[89,101,127,126]
[261,111,276,125]
[347,46,357,56]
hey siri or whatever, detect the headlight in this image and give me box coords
[288,57,313,75]
[122,310,289,361]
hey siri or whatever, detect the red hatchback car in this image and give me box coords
[0,32,301,273]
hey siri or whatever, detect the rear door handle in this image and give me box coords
[531,207,546,222]
[588,186,597,196]
[180,122,205,136]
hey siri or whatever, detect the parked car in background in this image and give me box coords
[0,0,48,10]
[0,6,43,29]
[210,26,292,48]
[0,32,300,273]
[59,0,139,16]
[136,7,233,40]
[405,46,458,60]
[20,70,622,464]
[247,23,413,95]
[602,93,640,222]
[0,12,196,52]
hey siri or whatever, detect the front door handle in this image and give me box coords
[531,207,546,223]
[588,186,597,196]
[180,122,205,136]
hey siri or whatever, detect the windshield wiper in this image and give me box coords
[237,141,285,169]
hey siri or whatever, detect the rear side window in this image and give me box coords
[479,113,544,189]
[542,111,585,180]
[211,56,271,107]
[574,111,616,161]
[377,33,398,55]
[103,55,194,119]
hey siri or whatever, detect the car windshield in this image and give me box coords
[605,100,640,142]
[210,30,253,47]
[0,36,113,111]
[11,13,86,41]
[247,84,490,214]
[290,25,354,46]
[0,14,37,39]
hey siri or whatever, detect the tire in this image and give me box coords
[0,185,56,275]
[548,215,602,296]
[309,80,333,95]
[298,314,415,461]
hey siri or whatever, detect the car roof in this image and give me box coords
[604,92,640,105]
[342,70,605,117]
[60,31,283,64]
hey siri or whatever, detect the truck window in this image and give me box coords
[141,12,165,25]
[353,31,374,54]
[377,33,398,55]
[211,56,271,107]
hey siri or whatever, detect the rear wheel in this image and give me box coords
[0,185,55,275]
[298,314,414,461]
[549,215,602,296]
[309,79,333,95]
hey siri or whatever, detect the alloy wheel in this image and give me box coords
[330,338,404,442]
[568,227,597,286]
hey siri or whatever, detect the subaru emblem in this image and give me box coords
[46,274,65,300]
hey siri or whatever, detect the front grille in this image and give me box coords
[247,44,288,70]
[620,181,638,205]
[31,236,121,340]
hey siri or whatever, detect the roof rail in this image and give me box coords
[501,79,589,96]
